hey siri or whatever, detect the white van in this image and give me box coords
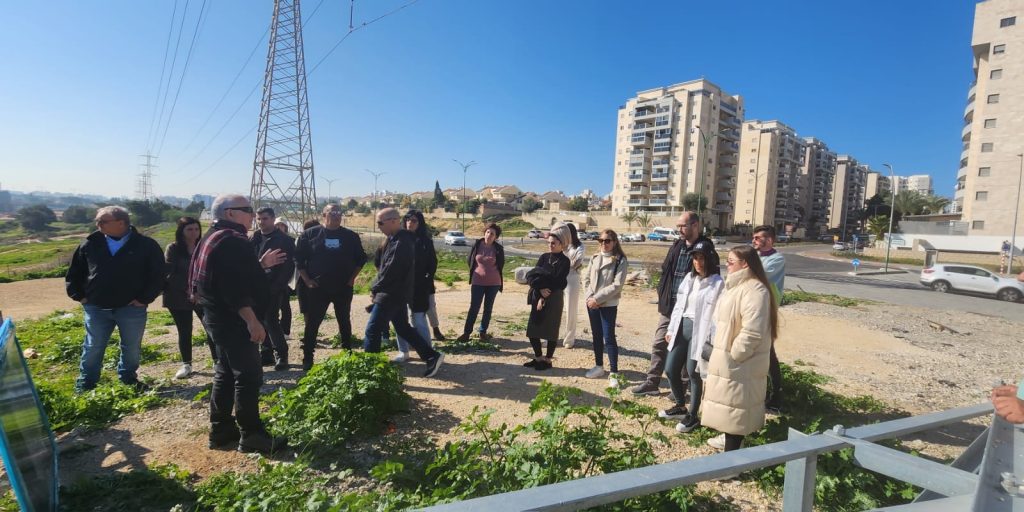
[651,227,679,241]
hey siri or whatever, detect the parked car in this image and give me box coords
[444,231,468,246]
[920,264,1024,302]
[646,232,667,242]
[527,229,544,239]
[777,234,791,243]
[819,234,836,243]
[711,236,727,245]
[620,233,643,242]
[832,242,846,251]
[650,227,679,241]
[586,231,600,241]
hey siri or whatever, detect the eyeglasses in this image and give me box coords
[226,206,254,214]
[597,239,613,244]
[377,217,398,225]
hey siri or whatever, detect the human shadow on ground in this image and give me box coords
[58,427,150,484]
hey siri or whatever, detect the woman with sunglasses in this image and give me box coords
[523,224,571,371]
[700,245,779,452]
[163,216,217,379]
[660,241,723,433]
[582,229,628,387]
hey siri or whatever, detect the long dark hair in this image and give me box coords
[600,229,627,262]
[403,210,430,239]
[729,245,779,341]
[690,240,720,277]
[567,223,582,248]
[174,217,201,254]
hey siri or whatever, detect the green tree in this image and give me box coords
[566,197,589,212]
[183,200,205,214]
[520,197,542,213]
[866,215,891,243]
[16,204,57,231]
[125,200,162,226]
[432,180,445,207]
[636,211,652,231]
[62,205,93,224]
[681,193,708,212]
[620,211,637,231]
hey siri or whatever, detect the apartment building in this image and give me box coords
[733,120,806,232]
[611,78,744,230]
[800,137,837,236]
[865,171,891,199]
[890,175,934,195]
[957,0,1024,235]
[829,155,868,235]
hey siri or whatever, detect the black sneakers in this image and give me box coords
[238,433,289,455]
[302,352,314,371]
[631,381,661,396]
[208,430,241,451]
[424,353,445,377]
[675,414,701,433]
[433,326,446,341]
[658,405,689,420]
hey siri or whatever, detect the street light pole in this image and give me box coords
[695,126,718,233]
[1011,154,1024,275]
[364,169,386,217]
[882,163,897,274]
[452,159,477,232]
[321,177,339,206]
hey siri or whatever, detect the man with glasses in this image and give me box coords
[294,203,367,370]
[250,207,295,370]
[191,194,288,454]
[66,206,165,392]
[752,225,785,413]
[364,208,444,377]
[631,211,713,396]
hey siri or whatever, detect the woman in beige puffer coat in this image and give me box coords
[700,245,779,452]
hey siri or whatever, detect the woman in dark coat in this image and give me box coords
[163,217,216,379]
[523,224,571,371]
[393,210,438,362]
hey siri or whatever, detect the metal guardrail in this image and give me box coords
[420,403,1011,512]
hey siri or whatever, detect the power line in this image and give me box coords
[155,0,210,156]
[182,125,257,185]
[178,79,262,171]
[148,0,192,152]
[144,0,180,152]
[308,0,422,76]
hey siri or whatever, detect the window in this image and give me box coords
[994,44,1006,54]
[979,167,991,176]
[991,69,1003,79]
[985,118,998,128]
[972,220,985,230]
[1001,16,1016,27]
[976,191,989,200]
[988,94,1000,103]
[982,142,994,152]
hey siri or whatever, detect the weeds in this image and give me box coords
[59,462,195,512]
[781,290,870,307]
[435,335,499,353]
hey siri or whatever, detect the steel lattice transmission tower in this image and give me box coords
[250,0,317,223]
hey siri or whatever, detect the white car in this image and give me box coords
[444,231,468,246]
[920,264,1024,302]
[711,236,727,245]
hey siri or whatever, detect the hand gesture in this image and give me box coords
[246,319,267,344]
[993,385,1024,424]
[540,288,551,299]
[259,249,286,269]
[586,297,599,309]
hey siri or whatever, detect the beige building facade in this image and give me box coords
[892,174,933,195]
[800,137,837,236]
[957,0,1024,236]
[865,171,890,199]
[611,78,744,231]
[733,120,806,232]
[829,155,868,234]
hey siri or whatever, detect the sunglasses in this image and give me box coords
[226,206,254,214]
[597,239,613,244]
[377,218,399,225]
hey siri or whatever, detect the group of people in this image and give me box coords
[65,194,788,455]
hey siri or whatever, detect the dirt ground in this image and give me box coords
[0,277,1014,509]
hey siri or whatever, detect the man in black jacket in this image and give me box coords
[251,207,295,370]
[193,194,287,454]
[630,211,714,396]
[294,203,367,370]
[364,208,444,377]
[66,206,164,392]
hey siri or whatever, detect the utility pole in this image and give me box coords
[364,169,386,217]
[321,176,339,206]
[250,0,318,225]
[882,163,898,274]
[695,126,717,233]
[137,152,157,201]
[453,159,477,232]
[1011,154,1024,275]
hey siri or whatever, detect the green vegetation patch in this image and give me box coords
[59,462,195,512]
[781,290,870,307]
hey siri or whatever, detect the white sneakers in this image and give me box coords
[707,433,726,450]
[584,366,606,379]
[391,352,410,364]
[563,339,575,349]
[174,363,192,380]
[607,373,620,389]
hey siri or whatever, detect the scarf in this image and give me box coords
[187,222,247,301]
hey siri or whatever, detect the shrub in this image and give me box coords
[196,458,342,511]
[266,351,409,448]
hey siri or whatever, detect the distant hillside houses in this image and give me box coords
[334,184,606,212]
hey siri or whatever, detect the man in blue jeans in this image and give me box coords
[364,208,444,377]
[65,206,165,392]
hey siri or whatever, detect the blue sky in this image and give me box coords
[0,0,976,201]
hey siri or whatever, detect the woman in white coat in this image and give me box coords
[701,244,779,452]
[561,224,585,348]
[658,241,724,433]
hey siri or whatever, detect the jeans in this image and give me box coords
[664,318,692,407]
[396,309,431,354]
[364,297,439,361]
[302,285,354,351]
[587,306,619,372]
[643,314,678,386]
[77,303,148,391]
[168,307,217,364]
[686,357,703,417]
[261,290,289,361]
[463,285,499,335]
[562,271,580,343]
[203,306,266,439]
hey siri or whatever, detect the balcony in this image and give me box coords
[964,100,975,119]
[967,82,976,102]
[653,144,671,154]
[649,198,668,206]
[713,201,733,212]
[631,134,653,146]
[718,154,738,166]
[628,186,649,195]
[629,156,652,167]
[630,148,651,157]
[719,128,739,141]
[651,172,670,181]
[634,107,657,120]
[652,158,670,167]
[716,192,733,201]
[627,199,649,207]
[628,173,647,182]
[718,177,736,188]
[719,101,737,114]
[960,147,970,163]
[962,123,972,141]
[633,122,654,131]
[717,166,737,177]
[650,186,669,194]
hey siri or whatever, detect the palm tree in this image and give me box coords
[866,215,891,244]
[636,211,652,231]
[921,195,951,214]
[620,212,637,232]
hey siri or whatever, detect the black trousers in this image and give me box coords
[260,290,289,361]
[302,285,354,352]
[168,306,217,364]
[203,307,266,439]
[280,288,293,336]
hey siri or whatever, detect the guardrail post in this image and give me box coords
[782,428,817,512]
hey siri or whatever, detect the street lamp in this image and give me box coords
[364,169,386,216]
[452,159,477,232]
[1011,154,1023,274]
[695,126,718,233]
[321,176,339,206]
[882,163,897,274]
